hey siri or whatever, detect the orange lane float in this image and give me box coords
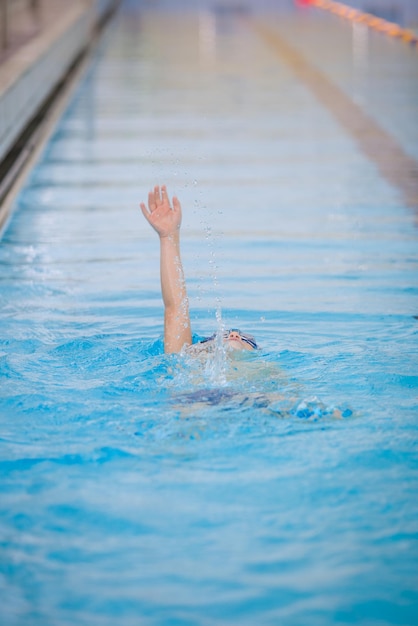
[310,0,418,48]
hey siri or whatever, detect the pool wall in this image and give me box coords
[0,0,120,228]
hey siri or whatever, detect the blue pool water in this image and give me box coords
[1,2,418,624]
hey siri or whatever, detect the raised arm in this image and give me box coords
[140,185,192,353]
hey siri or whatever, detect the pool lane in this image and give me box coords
[1,4,418,626]
[6,3,417,319]
[247,15,418,209]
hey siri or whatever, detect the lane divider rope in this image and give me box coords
[311,0,418,49]
[246,17,418,209]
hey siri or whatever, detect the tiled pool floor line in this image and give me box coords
[1,1,418,625]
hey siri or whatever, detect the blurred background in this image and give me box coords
[1,1,418,59]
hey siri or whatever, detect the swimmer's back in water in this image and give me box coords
[140,185,258,354]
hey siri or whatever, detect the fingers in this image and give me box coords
[172,195,181,213]
[161,185,169,203]
[161,185,173,211]
[142,185,174,216]
[154,185,162,206]
[151,185,171,209]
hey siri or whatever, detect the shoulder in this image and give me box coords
[185,335,217,356]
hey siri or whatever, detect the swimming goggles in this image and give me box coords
[200,329,258,350]
[226,329,258,350]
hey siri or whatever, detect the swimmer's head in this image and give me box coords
[223,329,258,351]
[196,329,258,354]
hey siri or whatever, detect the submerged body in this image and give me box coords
[172,386,350,420]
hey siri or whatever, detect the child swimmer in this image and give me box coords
[140,185,352,420]
[140,185,258,354]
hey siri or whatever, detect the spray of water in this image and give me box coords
[186,179,228,385]
[203,304,227,386]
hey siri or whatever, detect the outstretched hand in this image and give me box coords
[140,185,182,238]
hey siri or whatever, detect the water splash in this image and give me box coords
[204,304,227,386]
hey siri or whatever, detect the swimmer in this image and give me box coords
[139,186,352,421]
[140,185,258,354]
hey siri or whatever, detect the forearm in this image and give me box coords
[160,232,192,353]
[140,185,191,353]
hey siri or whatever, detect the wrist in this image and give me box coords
[160,230,180,242]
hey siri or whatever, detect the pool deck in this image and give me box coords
[0,0,119,227]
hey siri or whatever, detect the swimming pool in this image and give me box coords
[1,1,418,624]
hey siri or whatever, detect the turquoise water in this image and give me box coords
[1,2,418,624]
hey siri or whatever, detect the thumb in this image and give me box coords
[140,203,150,220]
